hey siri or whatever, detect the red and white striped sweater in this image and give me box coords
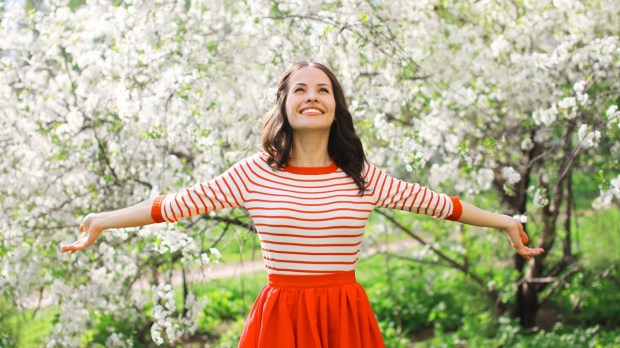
[151,153,462,275]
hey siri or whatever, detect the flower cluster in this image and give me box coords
[150,284,207,346]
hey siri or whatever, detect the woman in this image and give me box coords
[61,61,544,347]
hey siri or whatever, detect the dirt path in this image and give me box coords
[25,238,420,308]
[135,238,421,290]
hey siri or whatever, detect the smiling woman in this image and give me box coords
[61,61,544,348]
[262,62,368,194]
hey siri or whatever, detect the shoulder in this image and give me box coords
[362,161,385,182]
[363,162,415,183]
[229,152,271,171]
[363,161,385,175]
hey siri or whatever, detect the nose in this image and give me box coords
[306,90,318,102]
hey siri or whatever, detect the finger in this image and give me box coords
[520,231,528,244]
[62,246,76,253]
[64,239,83,249]
[526,247,544,255]
[61,244,77,253]
[79,224,85,232]
[518,225,529,244]
[63,241,87,253]
[520,247,545,257]
[518,250,531,261]
[61,242,77,252]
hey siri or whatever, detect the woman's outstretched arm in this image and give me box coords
[457,201,545,260]
[60,197,156,254]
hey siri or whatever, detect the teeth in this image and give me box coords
[301,108,322,114]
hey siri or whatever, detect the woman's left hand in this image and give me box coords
[504,217,545,261]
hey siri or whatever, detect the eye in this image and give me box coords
[294,87,305,93]
[319,88,330,93]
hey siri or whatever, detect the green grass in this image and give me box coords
[572,208,620,266]
[11,308,56,348]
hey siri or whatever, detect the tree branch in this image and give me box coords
[375,210,488,290]
[538,263,581,307]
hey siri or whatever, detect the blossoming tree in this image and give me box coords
[1,0,618,345]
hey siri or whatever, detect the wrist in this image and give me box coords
[494,214,514,230]
[501,217,524,247]
[90,212,109,231]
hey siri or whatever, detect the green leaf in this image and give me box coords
[207,41,217,54]
[51,313,61,325]
[360,11,369,23]
[503,184,515,196]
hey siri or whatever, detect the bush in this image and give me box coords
[555,263,620,327]
[358,256,485,337]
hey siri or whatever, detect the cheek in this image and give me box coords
[327,96,336,110]
[283,97,293,118]
[284,95,298,114]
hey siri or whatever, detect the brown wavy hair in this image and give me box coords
[261,61,367,193]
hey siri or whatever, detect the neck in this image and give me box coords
[289,130,331,167]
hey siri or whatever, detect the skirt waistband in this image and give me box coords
[268,270,356,288]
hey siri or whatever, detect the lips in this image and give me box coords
[299,107,325,116]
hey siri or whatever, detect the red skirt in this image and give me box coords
[238,270,385,348]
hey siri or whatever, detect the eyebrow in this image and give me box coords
[293,83,331,88]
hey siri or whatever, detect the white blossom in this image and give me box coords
[533,187,550,207]
[532,104,558,125]
[573,80,589,106]
[558,96,579,119]
[502,166,522,184]
[491,35,510,57]
[150,322,164,346]
[429,161,459,187]
[520,138,534,151]
[477,168,495,191]
[558,97,577,110]
[592,191,613,210]
[594,175,620,209]
[606,105,620,129]
[578,124,601,148]
[209,247,222,262]
[612,176,620,195]
[606,105,619,118]
[105,333,131,348]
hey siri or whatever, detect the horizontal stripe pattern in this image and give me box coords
[154,152,460,274]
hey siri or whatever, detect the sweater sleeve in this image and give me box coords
[366,163,462,221]
[151,157,250,223]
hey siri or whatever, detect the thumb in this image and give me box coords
[517,223,529,244]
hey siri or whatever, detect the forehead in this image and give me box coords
[289,67,332,87]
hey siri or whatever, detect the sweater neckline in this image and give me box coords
[282,161,339,175]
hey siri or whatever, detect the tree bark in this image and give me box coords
[564,168,573,258]
[514,123,575,327]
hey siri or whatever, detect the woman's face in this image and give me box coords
[284,66,336,133]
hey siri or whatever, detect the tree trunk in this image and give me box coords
[505,140,535,325]
[182,266,188,316]
[516,250,545,327]
[564,169,573,257]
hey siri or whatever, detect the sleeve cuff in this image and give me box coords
[446,196,462,221]
[151,195,166,223]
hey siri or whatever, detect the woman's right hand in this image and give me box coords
[60,213,105,254]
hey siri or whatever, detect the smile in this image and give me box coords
[299,108,324,116]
